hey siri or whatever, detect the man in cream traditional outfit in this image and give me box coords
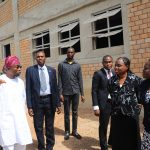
[0,56,32,150]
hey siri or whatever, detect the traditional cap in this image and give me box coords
[5,56,20,69]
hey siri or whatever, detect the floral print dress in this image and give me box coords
[141,90,150,150]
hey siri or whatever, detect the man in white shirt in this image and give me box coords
[0,56,32,150]
[92,55,114,150]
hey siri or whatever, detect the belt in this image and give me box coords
[40,94,51,99]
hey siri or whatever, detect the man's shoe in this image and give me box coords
[72,132,82,139]
[64,131,70,140]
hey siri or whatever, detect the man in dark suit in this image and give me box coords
[26,50,61,150]
[92,55,114,150]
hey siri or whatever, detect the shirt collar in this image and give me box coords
[38,64,46,70]
[64,58,77,64]
[104,68,111,74]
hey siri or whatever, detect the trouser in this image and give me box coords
[33,95,55,150]
[64,94,79,133]
[3,144,26,150]
[99,102,111,150]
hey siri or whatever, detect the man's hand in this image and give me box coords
[81,95,85,103]
[60,95,64,103]
[56,107,61,114]
[0,79,6,84]
[28,108,34,117]
[94,109,100,116]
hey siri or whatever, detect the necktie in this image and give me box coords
[39,68,47,92]
[107,69,111,79]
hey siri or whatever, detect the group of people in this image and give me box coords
[0,47,149,150]
[92,55,150,150]
[0,47,84,150]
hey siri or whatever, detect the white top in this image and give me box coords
[38,65,51,96]
[0,74,32,146]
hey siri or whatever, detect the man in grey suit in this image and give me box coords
[26,50,61,150]
[92,55,114,150]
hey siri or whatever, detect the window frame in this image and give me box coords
[58,20,80,55]
[2,43,11,59]
[92,6,124,50]
[32,30,50,57]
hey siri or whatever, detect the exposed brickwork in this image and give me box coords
[0,0,13,27]
[128,0,150,77]
[18,0,43,16]
[81,63,102,79]
[19,39,32,79]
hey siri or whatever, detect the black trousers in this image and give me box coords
[33,95,55,150]
[64,94,79,133]
[99,102,111,150]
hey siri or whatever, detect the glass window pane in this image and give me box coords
[43,47,50,57]
[71,24,80,37]
[109,11,122,27]
[36,37,42,46]
[95,18,107,31]
[110,30,123,47]
[43,34,50,44]
[61,31,69,39]
[96,37,108,49]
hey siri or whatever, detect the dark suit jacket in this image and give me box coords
[92,68,115,110]
[26,65,60,110]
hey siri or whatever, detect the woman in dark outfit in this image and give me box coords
[141,59,150,150]
[108,57,142,150]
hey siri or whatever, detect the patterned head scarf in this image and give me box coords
[5,56,20,69]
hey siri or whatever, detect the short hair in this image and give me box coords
[102,55,113,62]
[35,49,45,54]
[145,59,150,67]
[117,57,130,71]
[67,47,75,53]
[33,49,45,58]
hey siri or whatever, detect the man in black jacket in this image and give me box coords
[58,47,85,140]
[92,55,114,150]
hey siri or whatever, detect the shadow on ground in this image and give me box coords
[27,140,37,150]
[55,127,100,150]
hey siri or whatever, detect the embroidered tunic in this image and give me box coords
[0,74,32,146]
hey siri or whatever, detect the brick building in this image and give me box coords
[0,0,149,106]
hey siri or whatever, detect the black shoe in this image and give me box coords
[64,131,70,140]
[72,132,82,139]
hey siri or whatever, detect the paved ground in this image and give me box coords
[26,107,144,150]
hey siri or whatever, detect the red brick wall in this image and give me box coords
[0,0,13,27]
[81,63,102,79]
[128,0,150,77]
